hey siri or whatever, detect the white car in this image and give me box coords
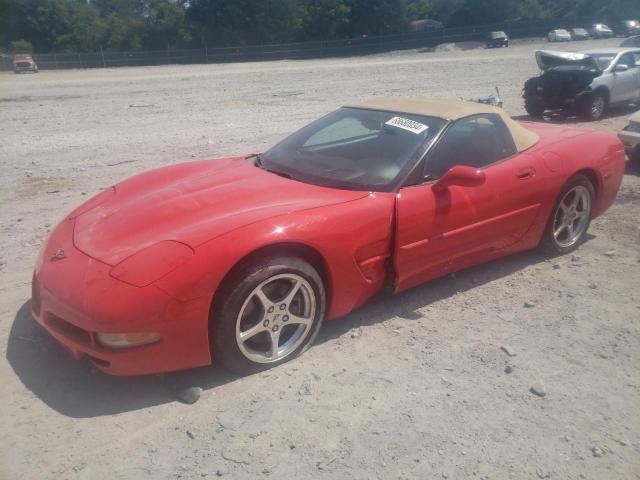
[524,48,640,120]
[548,29,572,42]
[619,110,640,162]
[591,24,614,39]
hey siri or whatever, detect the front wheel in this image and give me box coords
[579,92,606,121]
[540,174,595,255]
[524,99,545,118]
[212,256,325,375]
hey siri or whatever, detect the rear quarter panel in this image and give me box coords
[525,125,625,242]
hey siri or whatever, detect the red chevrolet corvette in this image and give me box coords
[32,99,625,375]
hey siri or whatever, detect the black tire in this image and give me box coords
[524,99,545,118]
[579,91,607,121]
[212,256,325,375]
[539,174,596,255]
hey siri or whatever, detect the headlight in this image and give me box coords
[110,240,194,287]
[96,332,161,349]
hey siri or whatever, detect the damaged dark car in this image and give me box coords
[523,49,640,121]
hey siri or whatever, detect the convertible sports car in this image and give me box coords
[32,99,625,376]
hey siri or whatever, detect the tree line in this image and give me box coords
[1,0,638,54]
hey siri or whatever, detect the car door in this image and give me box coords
[393,114,544,291]
[610,53,639,103]
[632,52,640,99]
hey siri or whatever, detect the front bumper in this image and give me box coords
[523,90,591,111]
[618,129,640,151]
[32,218,212,375]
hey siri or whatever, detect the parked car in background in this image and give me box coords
[487,31,509,48]
[621,35,640,47]
[619,110,640,162]
[548,29,572,42]
[618,20,640,37]
[523,48,640,121]
[590,24,614,39]
[12,54,38,73]
[570,28,591,40]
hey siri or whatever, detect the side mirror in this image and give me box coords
[431,165,486,193]
[614,64,629,72]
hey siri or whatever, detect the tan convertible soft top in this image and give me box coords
[347,98,539,153]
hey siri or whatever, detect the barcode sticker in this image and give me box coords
[385,117,429,134]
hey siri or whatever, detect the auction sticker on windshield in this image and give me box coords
[385,117,429,134]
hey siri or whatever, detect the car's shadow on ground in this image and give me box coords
[513,103,638,124]
[6,302,240,418]
[6,245,583,418]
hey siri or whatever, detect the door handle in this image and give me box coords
[516,168,535,180]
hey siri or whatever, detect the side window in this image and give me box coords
[618,53,636,69]
[424,114,517,179]
[633,52,640,67]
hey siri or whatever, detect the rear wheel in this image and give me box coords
[579,91,607,121]
[212,256,325,375]
[540,174,595,255]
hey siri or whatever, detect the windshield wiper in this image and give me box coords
[254,154,294,180]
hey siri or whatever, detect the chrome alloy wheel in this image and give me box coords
[591,95,605,118]
[235,273,316,363]
[552,185,591,248]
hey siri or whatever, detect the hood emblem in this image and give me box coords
[50,249,66,262]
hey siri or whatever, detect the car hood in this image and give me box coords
[72,157,368,266]
[535,50,600,72]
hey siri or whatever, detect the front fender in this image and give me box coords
[154,192,396,320]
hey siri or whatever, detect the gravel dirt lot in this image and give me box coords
[1,37,639,480]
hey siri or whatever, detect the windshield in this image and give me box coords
[491,31,506,38]
[588,53,616,70]
[261,107,446,191]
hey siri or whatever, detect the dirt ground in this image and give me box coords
[1,37,639,480]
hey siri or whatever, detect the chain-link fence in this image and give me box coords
[0,17,599,71]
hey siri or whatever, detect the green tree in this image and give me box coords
[300,0,352,40]
[143,0,191,49]
[406,0,434,21]
[10,39,33,54]
[188,0,303,46]
[349,0,409,36]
